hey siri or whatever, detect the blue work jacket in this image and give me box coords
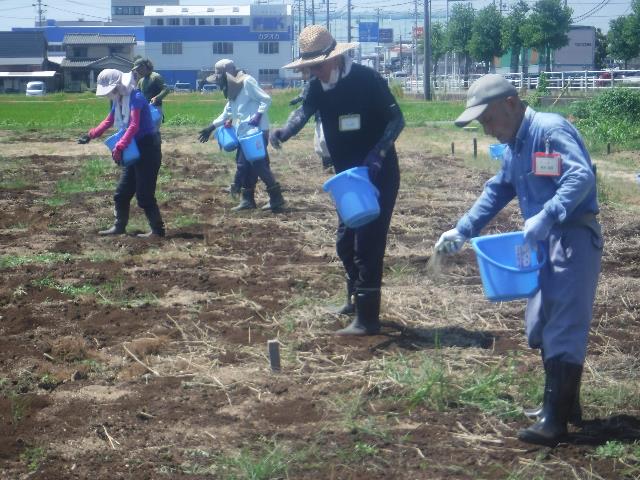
[456,107,599,238]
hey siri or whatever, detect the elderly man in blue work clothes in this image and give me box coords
[435,74,603,447]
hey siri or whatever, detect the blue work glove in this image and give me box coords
[435,228,468,255]
[523,209,555,249]
[363,150,383,181]
[248,112,262,127]
[269,127,291,150]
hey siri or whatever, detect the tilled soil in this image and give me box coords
[1,130,639,479]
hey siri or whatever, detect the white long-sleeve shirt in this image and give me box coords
[212,75,271,136]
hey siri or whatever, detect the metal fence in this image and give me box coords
[398,70,640,95]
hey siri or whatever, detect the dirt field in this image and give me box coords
[1,127,639,479]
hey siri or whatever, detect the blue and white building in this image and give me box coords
[143,4,294,88]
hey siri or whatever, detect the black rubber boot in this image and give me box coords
[261,183,286,212]
[518,359,583,447]
[331,276,355,316]
[98,206,128,235]
[231,188,257,211]
[335,288,381,336]
[138,205,165,238]
[321,156,333,170]
[523,386,582,426]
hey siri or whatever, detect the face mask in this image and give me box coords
[327,66,341,85]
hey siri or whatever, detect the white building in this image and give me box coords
[143,4,294,88]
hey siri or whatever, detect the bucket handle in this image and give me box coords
[345,169,380,198]
[474,241,546,273]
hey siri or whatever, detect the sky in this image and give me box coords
[0,0,633,34]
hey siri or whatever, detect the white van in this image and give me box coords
[26,81,46,96]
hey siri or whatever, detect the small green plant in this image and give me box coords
[594,440,627,459]
[537,72,550,95]
[32,277,97,297]
[172,214,201,228]
[55,157,113,195]
[211,439,298,479]
[0,252,72,269]
[20,447,45,472]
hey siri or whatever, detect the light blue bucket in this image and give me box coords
[238,130,266,162]
[216,126,239,152]
[149,105,162,129]
[470,231,546,302]
[489,143,507,160]
[104,129,140,166]
[322,166,380,228]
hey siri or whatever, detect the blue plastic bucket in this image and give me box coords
[470,231,546,302]
[104,129,140,166]
[489,143,507,160]
[238,130,266,162]
[322,166,380,228]
[149,105,162,129]
[216,126,239,152]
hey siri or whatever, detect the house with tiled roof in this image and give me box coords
[60,33,136,92]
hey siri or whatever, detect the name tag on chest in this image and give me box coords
[533,152,562,176]
[339,114,361,132]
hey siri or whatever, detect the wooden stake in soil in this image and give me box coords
[607,143,611,155]
[267,339,281,372]
[473,138,477,158]
[451,142,455,155]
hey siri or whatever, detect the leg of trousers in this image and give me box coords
[336,168,399,290]
[133,133,162,215]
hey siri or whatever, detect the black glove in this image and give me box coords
[289,96,303,106]
[77,133,91,144]
[198,126,215,143]
[269,127,292,149]
[363,150,384,181]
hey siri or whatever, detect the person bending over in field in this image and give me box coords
[78,69,165,238]
[132,58,170,133]
[270,25,405,336]
[435,74,602,447]
[197,59,285,212]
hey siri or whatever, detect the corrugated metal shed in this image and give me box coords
[0,32,47,58]
[63,34,136,45]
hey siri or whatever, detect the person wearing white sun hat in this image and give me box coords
[270,25,405,336]
[78,68,165,238]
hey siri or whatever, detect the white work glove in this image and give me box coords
[435,228,468,254]
[523,210,554,249]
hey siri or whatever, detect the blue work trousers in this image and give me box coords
[525,221,603,365]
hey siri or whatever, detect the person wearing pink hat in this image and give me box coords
[77,68,165,237]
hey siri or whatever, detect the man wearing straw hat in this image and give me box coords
[198,59,285,212]
[270,25,405,336]
[435,74,602,446]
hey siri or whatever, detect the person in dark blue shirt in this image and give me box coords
[270,25,405,336]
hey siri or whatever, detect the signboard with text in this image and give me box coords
[379,28,394,43]
[358,22,379,42]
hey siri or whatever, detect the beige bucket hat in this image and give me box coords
[283,25,357,70]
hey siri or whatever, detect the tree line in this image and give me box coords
[420,0,640,76]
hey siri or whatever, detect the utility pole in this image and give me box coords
[311,0,315,24]
[424,0,431,100]
[326,0,330,30]
[347,0,352,42]
[32,0,47,27]
[304,0,307,27]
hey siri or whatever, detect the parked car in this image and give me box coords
[173,82,192,93]
[201,83,219,94]
[26,81,46,96]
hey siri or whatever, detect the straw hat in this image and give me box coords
[95,69,134,96]
[283,25,357,70]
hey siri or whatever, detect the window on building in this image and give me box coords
[259,68,280,84]
[214,17,228,25]
[198,18,211,25]
[258,42,279,54]
[109,46,125,55]
[168,18,180,25]
[212,42,233,54]
[48,45,64,52]
[230,18,243,25]
[153,18,164,26]
[72,47,88,58]
[162,42,183,55]
[183,17,196,25]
